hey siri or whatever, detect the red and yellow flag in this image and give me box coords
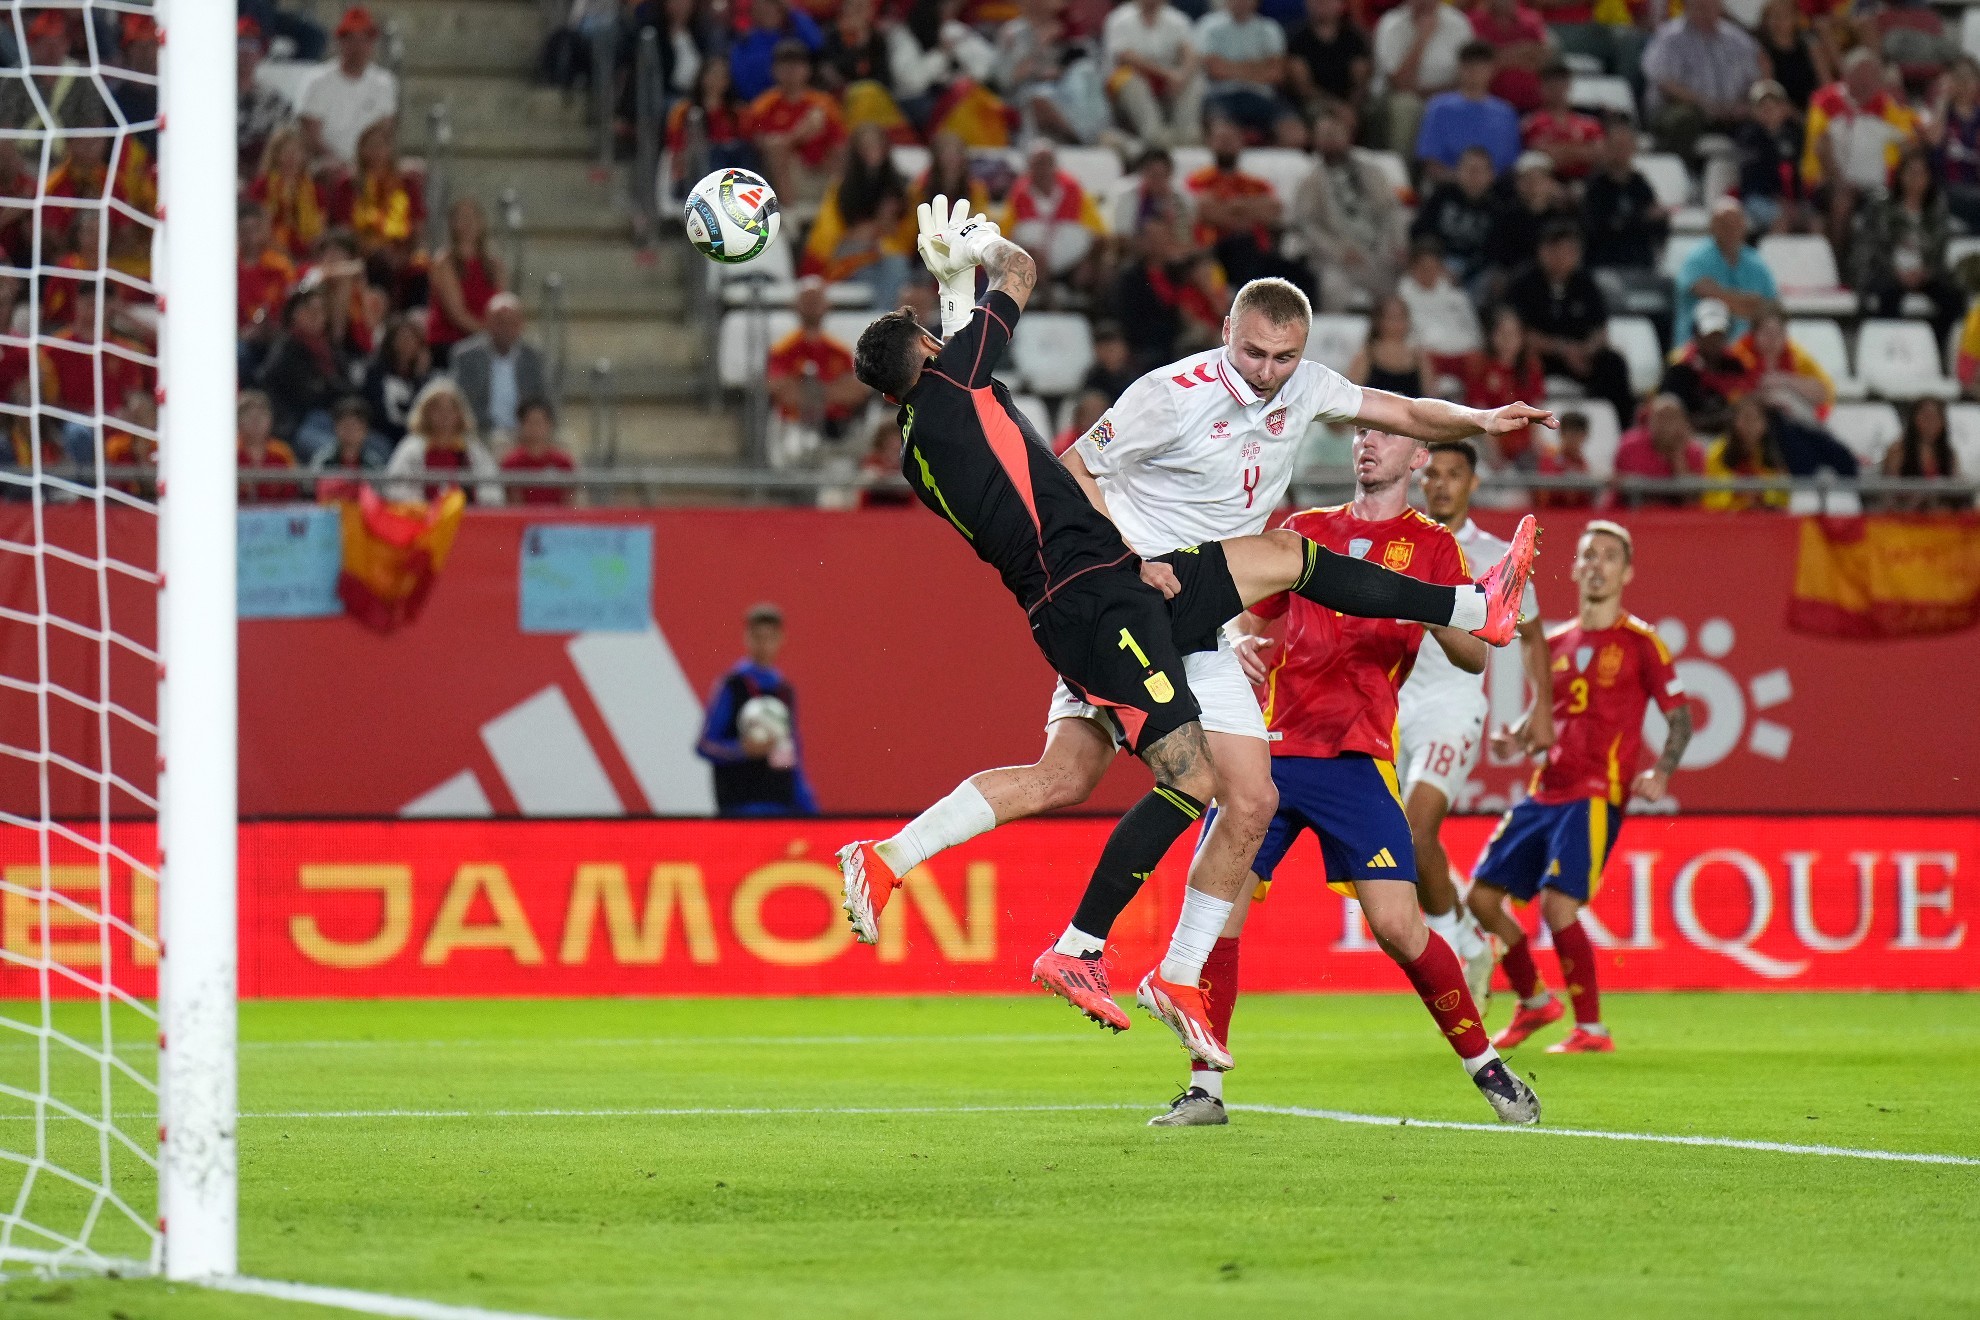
[336,486,467,633]
[1789,515,1980,639]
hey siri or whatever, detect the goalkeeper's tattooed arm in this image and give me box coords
[981,238,1036,312]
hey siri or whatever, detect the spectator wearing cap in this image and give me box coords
[732,0,826,103]
[498,399,578,507]
[747,39,848,206]
[1294,102,1408,311]
[1469,0,1553,115]
[1580,113,1668,272]
[1504,219,1636,421]
[1409,145,1499,290]
[1857,146,1964,341]
[310,395,393,503]
[256,284,354,461]
[767,278,872,441]
[1673,196,1778,344]
[450,293,547,444]
[698,603,821,818]
[1102,0,1205,150]
[297,6,399,168]
[1803,48,1918,262]
[237,19,295,179]
[1001,142,1108,286]
[1195,0,1301,144]
[1522,60,1603,180]
[1286,0,1370,121]
[1734,79,1810,235]
[1612,392,1708,507]
[1414,42,1522,184]
[1659,297,1755,433]
[1371,0,1474,154]
[0,11,111,146]
[1641,0,1761,157]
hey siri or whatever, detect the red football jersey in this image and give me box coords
[1252,506,1470,760]
[1531,614,1687,805]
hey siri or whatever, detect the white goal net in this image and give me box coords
[0,0,234,1280]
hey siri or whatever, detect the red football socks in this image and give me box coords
[1552,919,1601,1026]
[1501,933,1542,1001]
[1401,936,1490,1061]
[1201,936,1240,1046]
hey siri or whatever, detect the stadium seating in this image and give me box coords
[1827,402,1904,464]
[1636,155,1692,213]
[1787,318,1866,401]
[1759,235,1857,317]
[1948,403,1980,476]
[1570,76,1635,117]
[823,309,885,354]
[717,309,800,388]
[1552,397,1621,477]
[1607,315,1665,396]
[1304,314,1368,372]
[1054,147,1123,199]
[1012,392,1053,438]
[1241,148,1318,212]
[1354,148,1412,203]
[1963,7,1980,58]
[890,145,932,185]
[1855,320,1961,401]
[1008,312,1097,396]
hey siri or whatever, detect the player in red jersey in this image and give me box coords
[1149,427,1541,1127]
[1468,521,1694,1054]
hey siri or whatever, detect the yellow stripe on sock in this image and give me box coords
[1153,785,1202,820]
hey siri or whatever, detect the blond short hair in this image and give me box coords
[1229,277,1313,330]
[1581,519,1634,564]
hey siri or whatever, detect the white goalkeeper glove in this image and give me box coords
[917,194,1001,338]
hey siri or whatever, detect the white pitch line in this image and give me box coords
[206,1273,572,1320]
[243,1103,1144,1120]
[1232,1103,1980,1167]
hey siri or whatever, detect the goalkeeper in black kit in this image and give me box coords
[844,198,1537,1068]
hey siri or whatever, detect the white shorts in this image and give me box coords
[1046,641,1268,746]
[1397,691,1488,805]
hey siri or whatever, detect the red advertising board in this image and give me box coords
[0,817,1970,998]
[3,507,1979,819]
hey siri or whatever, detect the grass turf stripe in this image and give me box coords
[209,1274,572,1320]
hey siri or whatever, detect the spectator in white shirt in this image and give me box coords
[297,6,400,168]
[1197,0,1300,144]
[383,377,503,506]
[1396,236,1483,375]
[1372,0,1474,154]
[1103,0,1205,149]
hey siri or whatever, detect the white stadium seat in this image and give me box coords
[890,145,931,185]
[1826,402,1904,464]
[1948,403,1980,476]
[1008,312,1096,397]
[1304,314,1368,373]
[1855,319,1961,401]
[1012,392,1053,439]
[1570,76,1635,117]
[823,309,885,354]
[717,308,799,388]
[1963,7,1980,58]
[1758,235,1857,316]
[1636,154,1692,211]
[1786,318,1865,401]
[1354,148,1412,202]
[1169,147,1212,180]
[1607,316,1665,396]
[1660,235,1695,282]
[1240,148,1317,212]
[1054,146,1124,201]
[1551,398,1621,478]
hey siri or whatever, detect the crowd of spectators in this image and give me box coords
[615,0,1980,506]
[0,4,577,506]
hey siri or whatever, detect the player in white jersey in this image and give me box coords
[1397,440,1555,1004]
[840,276,1553,1066]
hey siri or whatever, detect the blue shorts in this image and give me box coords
[1471,796,1624,904]
[1204,754,1417,898]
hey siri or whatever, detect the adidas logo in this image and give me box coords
[1366,847,1399,869]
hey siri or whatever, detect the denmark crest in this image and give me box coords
[1266,407,1287,436]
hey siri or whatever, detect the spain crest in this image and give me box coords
[1144,672,1175,703]
[1381,540,1414,572]
[1596,643,1625,684]
[1266,407,1287,436]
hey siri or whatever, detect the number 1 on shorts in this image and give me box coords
[1118,628,1149,668]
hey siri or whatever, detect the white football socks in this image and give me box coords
[1461,1046,1501,1077]
[1449,586,1488,633]
[1054,925,1107,958]
[1159,888,1234,984]
[1423,908,1461,943]
[874,780,997,877]
[1191,1068,1224,1100]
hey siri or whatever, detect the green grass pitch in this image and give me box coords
[4,992,1977,1319]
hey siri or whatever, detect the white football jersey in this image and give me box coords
[1399,517,1541,708]
[1071,348,1363,555]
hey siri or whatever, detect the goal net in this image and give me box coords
[0,0,234,1280]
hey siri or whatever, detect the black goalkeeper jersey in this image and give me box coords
[896,292,1132,614]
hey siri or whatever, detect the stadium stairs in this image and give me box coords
[383,0,738,464]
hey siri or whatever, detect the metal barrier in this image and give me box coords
[631,27,663,250]
[589,18,616,172]
[423,101,454,253]
[541,272,570,412]
[586,358,619,468]
[500,185,528,293]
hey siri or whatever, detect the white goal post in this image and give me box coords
[156,0,238,1282]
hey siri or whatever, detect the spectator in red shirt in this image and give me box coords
[1186,117,1314,297]
[1535,408,1595,507]
[334,119,426,300]
[499,399,578,506]
[237,389,302,504]
[1658,296,1757,433]
[249,123,327,262]
[238,201,297,353]
[1522,60,1604,178]
[747,39,849,207]
[1463,306,1548,468]
[767,278,872,440]
[1470,0,1551,114]
[1001,141,1108,288]
[44,281,149,421]
[667,61,760,191]
[857,421,916,507]
[1612,392,1707,506]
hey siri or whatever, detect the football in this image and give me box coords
[684,167,781,265]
